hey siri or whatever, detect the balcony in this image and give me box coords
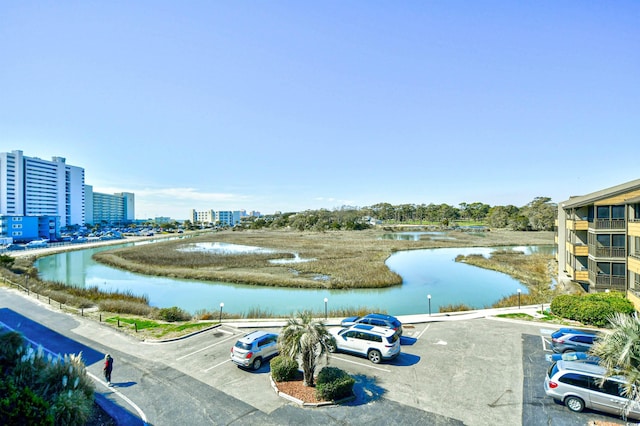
[592,219,627,230]
[589,272,627,291]
[594,247,627,258]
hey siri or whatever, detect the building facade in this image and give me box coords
[85,185,135,226]
[0,215,59,242]
[0,150,85,228]
[557,179,640,304]
[191,209,245,227]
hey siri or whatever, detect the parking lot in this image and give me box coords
[134,318,636,425]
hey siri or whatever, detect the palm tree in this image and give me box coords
[590,313,640,407]
[278,311,332,387]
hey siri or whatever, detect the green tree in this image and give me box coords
[278,311,332,387]
[590,313,640,416]
[521,196,557,231]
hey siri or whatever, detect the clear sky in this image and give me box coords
[1,2,638,220]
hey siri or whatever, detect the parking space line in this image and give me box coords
[203,358,231,372]
[415,324,430,340]
[541,336,552,352]
[176,334,238,361]
[330,355,391,372]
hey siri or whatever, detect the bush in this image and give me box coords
[550,292,635,327]
[270,355,298,382]
[0,380,53,425]
[156,306,192,322]
[0,332,94,424]
[315,367,355,401]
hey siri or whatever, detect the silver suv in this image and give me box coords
[230,331,279,370]
[327,324,401,364]
[544,360,640,420]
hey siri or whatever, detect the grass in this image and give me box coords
[104,316,215,338]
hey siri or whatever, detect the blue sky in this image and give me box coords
[1,2,638,220]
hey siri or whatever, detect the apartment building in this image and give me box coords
[191,209,244,227]
[0,150,85,228]
[85,185,135,226]
[557,179,640,305]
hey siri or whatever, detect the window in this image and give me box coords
[612,205,625,220]
[597,206,610,219]
[612,263,626,276]
[597,380,625,397]
[559,373,592,389]
[612,234,625,248]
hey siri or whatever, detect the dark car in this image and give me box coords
[341,313,403,336]
[550,328,599,354]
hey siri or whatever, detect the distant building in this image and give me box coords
[191,209,246,227]
[0,215,59,242]
[557,178,640,308]
[0,150,85,228]
[85,185,135,226]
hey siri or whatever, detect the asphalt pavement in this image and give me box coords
[2,284,633,426]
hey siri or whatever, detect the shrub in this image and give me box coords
[0,332,95,425]
[156,306,192,322]
[270,355,298,382]
[0,380,53,426]
[315,366,355,401]
[550,292,635,327]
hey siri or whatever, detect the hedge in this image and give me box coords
[550,292,635,327]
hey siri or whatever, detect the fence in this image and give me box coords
[0,276,129,329]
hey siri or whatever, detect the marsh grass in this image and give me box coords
[93,229,554,290]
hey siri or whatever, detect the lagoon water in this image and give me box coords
[35,239,555,316]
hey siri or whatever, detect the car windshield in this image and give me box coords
[386,334,399,344]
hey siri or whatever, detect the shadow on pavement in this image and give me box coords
[345,374,386,405]
[400,336,417,345]
[111,381,137,388]
[390,352,420,366]
[0,308,104,365]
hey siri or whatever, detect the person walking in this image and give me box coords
[103,354,114,386]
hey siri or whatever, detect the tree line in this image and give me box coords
[238,196,557,232]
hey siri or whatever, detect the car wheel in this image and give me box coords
[565,396,585,413]
[368,349,382,364]
[252,357,262,371]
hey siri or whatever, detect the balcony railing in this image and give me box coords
[589,272,627,290]
[594,247,627,258]
[592,219,627,230]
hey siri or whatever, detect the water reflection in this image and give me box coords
[380,232,455,241]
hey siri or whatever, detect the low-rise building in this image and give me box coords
[557,179,640,307]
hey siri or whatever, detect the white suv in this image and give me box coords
[327,324,401,364]
[230,331,279,370]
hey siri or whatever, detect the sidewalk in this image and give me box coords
[216,303,550,329]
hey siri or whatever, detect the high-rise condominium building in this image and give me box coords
[0,150,85,227]
[85,185,135,226]
[557,178,640,307]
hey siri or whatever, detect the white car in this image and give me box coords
[327,324,401,364]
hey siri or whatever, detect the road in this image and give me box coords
[0,286,633,425]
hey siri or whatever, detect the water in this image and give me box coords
[34,238,555,316]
